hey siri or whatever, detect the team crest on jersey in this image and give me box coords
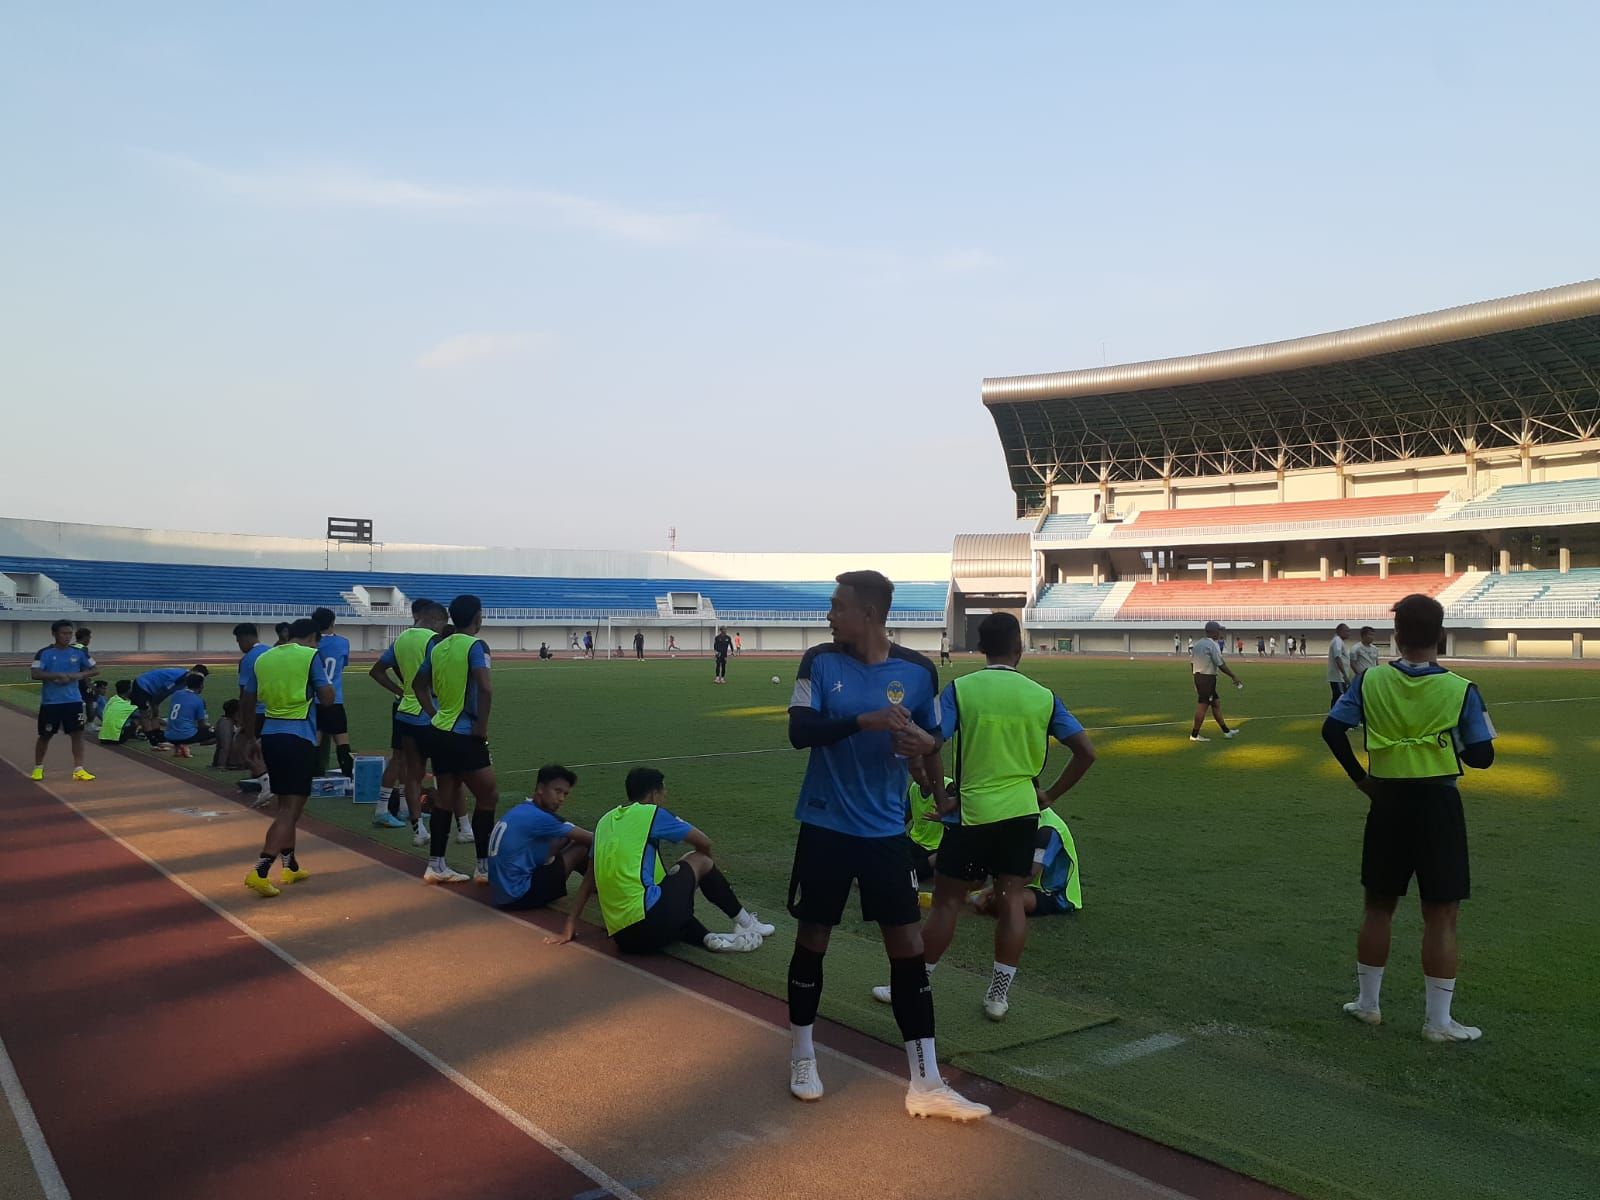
[886,681,905,705]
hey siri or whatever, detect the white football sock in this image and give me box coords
[1424,976,1455,1027]
[790,1023,814,1060]
[905,1038,943,1092]
[1356,962,1384,1010]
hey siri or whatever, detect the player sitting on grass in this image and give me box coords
[968,800,1083,918]
[488,765,594,911]
[548,767,773,954]
[161,672,216,757]
[98,680,141,745]
[906,775,951,892]
[1322,593,1495,1043]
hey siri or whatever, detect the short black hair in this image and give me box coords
[92,679,107,691]
[287,618,319,640]
[1335,622,1351,634]
[184,672,206,690]
[310,607,336,632]
[411,597,434,617]
[835,570,894,622]
[275,622,291,638]
[232,622,258,638]
[75,627,91,641]
[222,698,239,717]
[115,679,131,696]
[449,594,483,629]
[50,619,73,634]
[1391,594,1444,652]
[977,612,1023,657]
[625,766,665,802]
[1360,626,1375,636]
[190,664,210,676]
[536,764,578,787]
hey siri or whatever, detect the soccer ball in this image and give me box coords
[771,675,781,685]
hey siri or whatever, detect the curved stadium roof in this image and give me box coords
[983,279,1600,515]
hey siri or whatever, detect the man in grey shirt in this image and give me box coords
[1349,626,1381,677]
[1190,620,1243,743]
[1327,623,1352,704]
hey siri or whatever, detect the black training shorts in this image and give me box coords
[431,731,491,777]
[937,814,1039,882]
[1361,781,1470,903]
[787,823,921,928]
[129,685,155,711]
[390,715,432,760]
[612,864,701,953]
[1193,673,1220,704]
[496,859,571,911]
[317,703,349,737]
[37,702,85,738]
[907,839,937,885]
[261,733,317,798]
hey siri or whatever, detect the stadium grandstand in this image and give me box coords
[951,278,1600,658]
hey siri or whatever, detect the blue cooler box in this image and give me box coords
[353,755,386,804]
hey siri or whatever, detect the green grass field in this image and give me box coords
[6,652,1598,1199]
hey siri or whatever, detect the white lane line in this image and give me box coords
[1092,1033,1187,1067]
[0,1032,71,1200]
[0,752,644,1200]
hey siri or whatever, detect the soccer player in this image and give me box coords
[942,630,953,666]
[734,631,742,655]
[908,614,1095,1021]
[232,624,273,782]
[783,570,988,1120]
[905,776,949,888]
[29,619,98,780]
[273,622,292,646]
[959,800,1082,920]
[713,627,732,683]
[1256,636,1265,657]
[488,765,594,910]
[130,663,208,732]
[1287,634,1297,656]
[162,673,216,758]
[1189,620,1243,742]
[72,627,95,717]
[633,630,645,660]
[1322,593,1494,1042]
[306,607,354,778]
[370,599,449,842]
[98,680,141,745]
[1172,633,1181,656]
[1327,623,1353,703]
[1350,626,1381,678]
[549,767,771,952]
[1301,633,1310,658]
[413,594,500,886]
[240,618,334,898]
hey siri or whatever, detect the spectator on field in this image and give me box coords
[1328,624,1353,703]
[1350,627,1381,678]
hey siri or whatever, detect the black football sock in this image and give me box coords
[430,809,452,859]
[255,853,274,879]
[336,745,354,778]
[788,945,824,1027]
[697,866,743,920]
[281,848,298,872]
[889,954,935,1042]
[471,809,496,859]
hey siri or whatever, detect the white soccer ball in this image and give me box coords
[771,675,781,685]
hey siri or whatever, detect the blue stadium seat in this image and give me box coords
[1035,514,1095,540]
[1451,479,1600,520]
[1448,568,1600,615]
[1030,582,1112,619]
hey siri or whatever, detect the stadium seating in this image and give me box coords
[1449,479,1600,521]
[0,556,949,616]
[1115,574,1452,617]
[1035,513,1095,539]
[1114,493,1446,535]
[1449,568,1600,615]
[1031,582,1114,618]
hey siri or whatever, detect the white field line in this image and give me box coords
[0,1032,70,1200]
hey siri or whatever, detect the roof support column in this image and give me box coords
[1463,437,1478,496]
[1261,556,1273,583]
[1498,548,1511,576]
[1319,553,1330,582]
[1560,546,1571,574]
[1444,550,1456,576]
[1378,551,1389,580]
[1206,558,1215,585]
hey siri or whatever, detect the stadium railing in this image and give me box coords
[1112,510,1445,540]
[1029,600,1600,622]
[1447,498,1600,521]
[6,597,351,618]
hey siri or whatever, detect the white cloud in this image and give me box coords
[416,332,550,370]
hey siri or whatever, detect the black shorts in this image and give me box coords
[787,823,921,928]
[37,702,85,737]
[390,715,432,758]
[1361,781,1470,903]
[1029,888,1072,917]
[167,728,216,746]
[496,859,571,911]
[908,839,937,885]
[431,731,491,777]
[261,734,318,798]
[1193,673,1220,704]
[612,864,702,953]
[937,815,1039,882]
[317,703,349,737]
[129,685,155,711]
[1330,682,1347,704]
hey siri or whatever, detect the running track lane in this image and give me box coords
[0,760,607,1200]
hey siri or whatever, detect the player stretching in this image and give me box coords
[241,618,334,897]
[370,599,448,844]
[783,570,988,1120]
[1189,620,1242,742]
[29,619,98,780]
[1322,594,1494,1042]
[413,595,499,886]
[310,607,353,777]
[877,614,1095,1021]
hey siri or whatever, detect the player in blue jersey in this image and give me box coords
[487,765,594,909]
[29,619,99,781]
[782,570,988,1121]
[231,623,272,788]
[130,663,209,737]
[310,607,354,778]
[161,674,216,758]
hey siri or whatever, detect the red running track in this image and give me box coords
[0,760,611,1200]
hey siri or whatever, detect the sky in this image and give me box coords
[3,3,1599,553]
